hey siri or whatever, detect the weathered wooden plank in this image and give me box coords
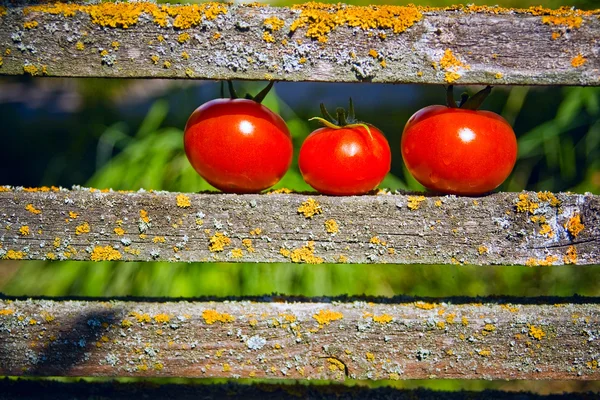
[0,2,598,85]
[1,379,598,400]
[1,297,599,380]
[0,187,598,265]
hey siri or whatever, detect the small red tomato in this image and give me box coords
[184,98,293,193]
[401,86,517,195]
[299,101,391,196]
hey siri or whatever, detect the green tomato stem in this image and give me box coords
[309,117,373,141]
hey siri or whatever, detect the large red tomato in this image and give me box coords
[184,98,293,193]
[299,123,391,196]
[401,87,517,195]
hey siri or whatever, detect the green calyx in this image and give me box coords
[446,85,492,110]
[222,80,274,104]
[309,98,373,140]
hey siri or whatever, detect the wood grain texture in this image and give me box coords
[0,2,598,85]
[0,187,598,265]
[1,297,600,380]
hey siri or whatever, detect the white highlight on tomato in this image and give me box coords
[239,120,254,135]
[341,142,360,157]
[458,127,476,143]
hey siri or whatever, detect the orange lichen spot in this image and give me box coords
[263,31,275,43]
[539,223,554,238]
[231,248,243,258]
[564,245,577,265]
[140,209,150,223]
[327,357,345,372]
[68,211,78,219]
[181,51,190,60]
[564,214,584,238]
[264,16,285,31]
[571,54,587,68]
[365,352,375,362]
[436,321,446,330]
[525,255,559,266]
[250,228,262,235]
[4,250,26,260]
[478,246,488,255]
[368,48,378,58]
[444,71,461,83]
[212,32,221,40]
[75,41,85,51]
[541,15,582,29]
[153,236,166,243]
[209,232,231,252]
[495,72,503,79]
[130,312,151,323]
[478,349,491,357]
[415,302,436,310]
[23,21,38,29]
[23,64,39,76]
[528,324,546,340]
[445,313,456,324]
[370,236,386,246]
[280,241,324,264]
[530,215,546,224]
[242,239,255,253]
[113,227,125,236]
[90,245,122,261]
[19,226,30,236]
[75,222,90,235]
[380,60,387,68]
[373,314,393,324]
[0,6,6,17]
[202,309,234,324]
[298,198,322,218]
[537,191,561,207]
[176,193,191,208]
[0,309,15,316]
[407,195,426,210]
[515,193,539,213]
[439,49,470,83]
[313,309,343,325]
[299,57,307,64]
[551,31,562,40]
[178,32,190,43]
[324,219,339,233]
[151,55,160,64]
[154,313,170,324]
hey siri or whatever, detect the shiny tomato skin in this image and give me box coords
[184,98,293,193]
[401,105,517,196]
[299,125,391,196]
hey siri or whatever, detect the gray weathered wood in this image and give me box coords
[0,187,598,265]
[1,297,599,380]
[0,2,598,85]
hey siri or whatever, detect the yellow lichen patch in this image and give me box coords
[541,15,583,29]
[212,32,221,40]
[280,241,324,264]
[495,72,503,79]
[45,252,57,260]
[23,21,38,29]
[154,313,170,324]
[69,211,78,219]
[140,209,150,223]
[414,302,436,310]
[338,254,348,263]
[368,48,378,58]
[313,309,343,325]
[365,352,375,362]
[151,55,160,64]
[0,56,3,68]
[264,16,285,31]
[3,250,26,260]
[23,64,39,76]
[250,228,262,235]
[153,236,166,243]
[176,193,191,208]
[515,193,539,213]
[445,313,456,324]
[209,232,231,252]
[263,31,275,43]
[587,359,598,370]
[439,49,470,83]
[0,309,14,316]
[564,245,577,265]
[373,314,393,324]
[482,324,496,335]
[231,248,243,258]
[53,237,61,248]
[25,204,41,215]
[324,219,339,233]
[268,187,293,194]
[90,245,122,261]
[178,32,190,43]
[18,226,30,236]
[478,349,491,357]
[298,198,322,218]
[564,214,584,238]
[478,246,488,255]
[181,51,190,59]
[111,41,120,50]
[538,223,554,238]
[75,222,90,235]
[370,236,386,246]
[327,358,345,372]
[501,304,519,313]
[0,6,6,17]
[525,255,559,266]
[528,324,546,340]
[537,191,561,206]
[242,239,255,253]
[202,309,234,324]
[571,54,587,68]
[114,227,125,236]
[100,50,109,57]
[407,196,426,210]
[290,3,422,43]
[551,31,562,40]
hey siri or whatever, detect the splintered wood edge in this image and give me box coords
[0,2,598,85]
[0,187,598,265]
[0,297,599,380]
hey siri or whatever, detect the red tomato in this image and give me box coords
[184,98,293,193]
[401,105,517,195]
[299,125,391,196]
